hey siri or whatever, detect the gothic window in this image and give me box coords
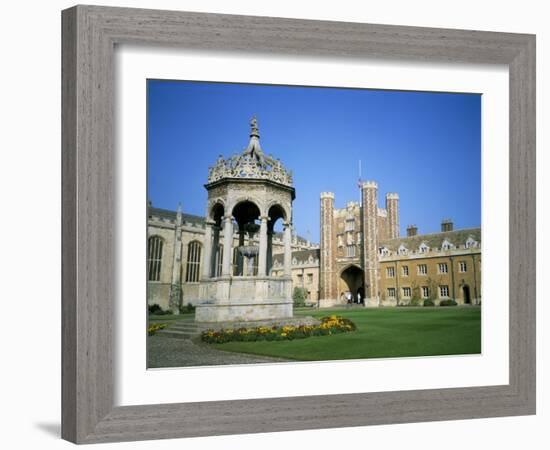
[185,241,202,282]
[459,261,467,272]
[418,264,428,275]
[387,288,396,298]
[438,263,448,274]
[147,236,164,281]
[421,286,430,298]
[346,245,356,257]
[439,285,450,298]
[386,267,395,278]
[345,219,355,231]
[402,265,409,276]
[402,287,411,298]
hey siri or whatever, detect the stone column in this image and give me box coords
[283,221,292,277]
[202,220,214,279]
[171,204,183,285]
[221,215,234,276]
[169,203,183,313]
[258,216,269,276]
[266,230,273,275]
[236,225,245,275]
[211,225,220,277]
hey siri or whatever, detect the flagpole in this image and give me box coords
[358,159,362,206]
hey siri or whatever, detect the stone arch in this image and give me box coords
[231,199,262,226]
[208,200,225,226]
[229,196,263,220]
[265,200,290,223]
[338,264,365,304]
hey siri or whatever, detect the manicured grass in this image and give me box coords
[210,307,481,361]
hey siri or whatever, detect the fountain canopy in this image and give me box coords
[207,116,294,190]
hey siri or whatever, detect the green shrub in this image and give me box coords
[439,299,458,306]
[423,299,435,307]
[179,302,196,314]
[148,303,163,314]
[292,287,307,307]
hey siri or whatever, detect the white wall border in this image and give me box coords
[114,45,509,406]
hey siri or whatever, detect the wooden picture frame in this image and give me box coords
[61,5,536,444]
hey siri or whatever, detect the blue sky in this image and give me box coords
[147,80,481,243]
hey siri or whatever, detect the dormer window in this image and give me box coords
[397,244,408,256]
[419,242,430,253]
[379,247,390,257]
[465,237,478,248]
[441,239,454,250]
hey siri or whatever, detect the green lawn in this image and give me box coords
[211,307,481,361]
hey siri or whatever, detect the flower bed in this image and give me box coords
[147,323,167,336]
[201,315,356,344]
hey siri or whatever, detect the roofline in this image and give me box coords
[381,227,481,243]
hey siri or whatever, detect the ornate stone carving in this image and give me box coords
[207,117,293,187]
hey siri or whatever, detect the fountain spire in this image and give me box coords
[243,116,267,166]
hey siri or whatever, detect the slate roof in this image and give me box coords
[272,249,320,265]
[379,227,481,251]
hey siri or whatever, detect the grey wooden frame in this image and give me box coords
[62,5,536,444]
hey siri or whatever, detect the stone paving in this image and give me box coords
[147,335,290,368]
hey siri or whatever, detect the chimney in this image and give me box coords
[406,225,418,237]
[441,218,453,232]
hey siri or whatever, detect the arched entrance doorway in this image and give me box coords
[339,265,365,304]
[463,285,472,304]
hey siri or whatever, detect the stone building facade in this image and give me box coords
[318,181,481,307]
[147,120,480,311]
[147,206,319,311]
[378,227,481,306]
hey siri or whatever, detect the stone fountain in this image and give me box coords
[238,223,260,277]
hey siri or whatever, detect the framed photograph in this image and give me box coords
[62,5,535,444]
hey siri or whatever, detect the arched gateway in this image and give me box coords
[339,265,365,304]
[196,118,296,323]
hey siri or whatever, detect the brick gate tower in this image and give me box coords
[319,192,337,303]
[361,181,380,306]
